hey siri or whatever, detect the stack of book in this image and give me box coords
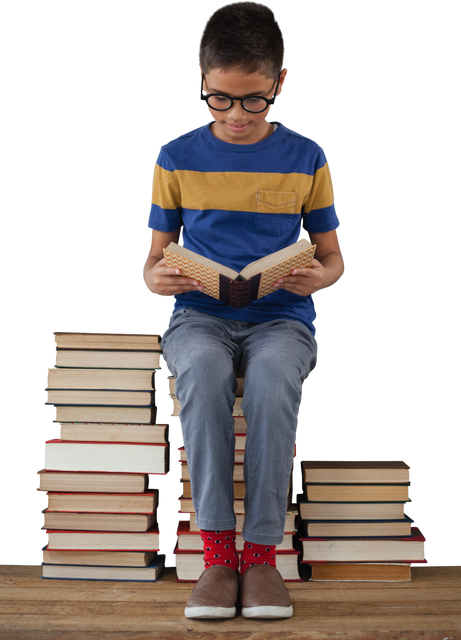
[296,461,426,582]
[170,376,301,582]
[39,332,169,582]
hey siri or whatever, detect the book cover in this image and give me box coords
[298,458,413,484]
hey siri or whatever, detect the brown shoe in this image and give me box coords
[241,565,293,618]
[184,565,239,619]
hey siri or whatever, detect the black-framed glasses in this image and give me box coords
[201,73,281,113]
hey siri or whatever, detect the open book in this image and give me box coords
[163,239,316,308]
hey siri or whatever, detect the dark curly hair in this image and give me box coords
[199,2,284,80]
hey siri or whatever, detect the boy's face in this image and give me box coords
[201,66,287,145]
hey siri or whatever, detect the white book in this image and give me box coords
[45,440,169,474]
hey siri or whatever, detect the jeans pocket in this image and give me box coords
[161,308,193,350]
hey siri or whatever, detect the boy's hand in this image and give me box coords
[146,258,204,296]
[272,258,326,297]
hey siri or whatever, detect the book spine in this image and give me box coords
[223,274,261,309]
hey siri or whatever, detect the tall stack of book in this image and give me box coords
[39,332,169,582]
[296,461,426,582]
[169,376,301,582]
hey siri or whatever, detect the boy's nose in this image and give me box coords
[228,100,248,122]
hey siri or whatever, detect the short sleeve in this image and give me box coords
[145,149,182,231]
[302,143,343,233]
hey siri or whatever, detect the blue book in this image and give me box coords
[41,554,165,582]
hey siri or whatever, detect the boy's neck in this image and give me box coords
[210,121,274,144]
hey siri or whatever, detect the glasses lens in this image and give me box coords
[242,97,268,113]
[208,96,267,112]
[207,95,233,110]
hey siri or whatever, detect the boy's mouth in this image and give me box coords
[226,123,249,133]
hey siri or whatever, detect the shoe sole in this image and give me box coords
[241,605,293,619]
[184,605,236,619]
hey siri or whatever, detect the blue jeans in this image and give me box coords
[161,308,317,545]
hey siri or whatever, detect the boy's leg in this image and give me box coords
[238,318,317,546]
[161,308,241,531]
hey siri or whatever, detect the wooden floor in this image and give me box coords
[0,565,460,639]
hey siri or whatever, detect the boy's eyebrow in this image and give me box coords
[206,85,269,97]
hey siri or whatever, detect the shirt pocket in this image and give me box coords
[254,190,299,237]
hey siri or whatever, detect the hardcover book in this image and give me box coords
[301,461,410,484]
[37,470,149,493]
[42,554,165,581]
[54,332,161,351]
[163,238,316,308]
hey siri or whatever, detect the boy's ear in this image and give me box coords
[277,67,290,98]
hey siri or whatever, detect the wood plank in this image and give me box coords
[0,633,459,640]
[0,565,460,638]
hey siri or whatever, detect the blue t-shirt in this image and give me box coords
[148,122,339,335]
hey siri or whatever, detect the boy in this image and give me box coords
[144,2,343,619]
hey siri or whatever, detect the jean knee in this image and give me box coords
[176,347,235,393]
[250,355,304,387]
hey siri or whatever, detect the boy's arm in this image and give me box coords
[308,229,347,295]
[274,229,347,296]
[141,229,181,295]
[314,253,346,295]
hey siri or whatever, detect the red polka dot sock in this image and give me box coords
[200,529,239,573]
[240,540,276,574]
